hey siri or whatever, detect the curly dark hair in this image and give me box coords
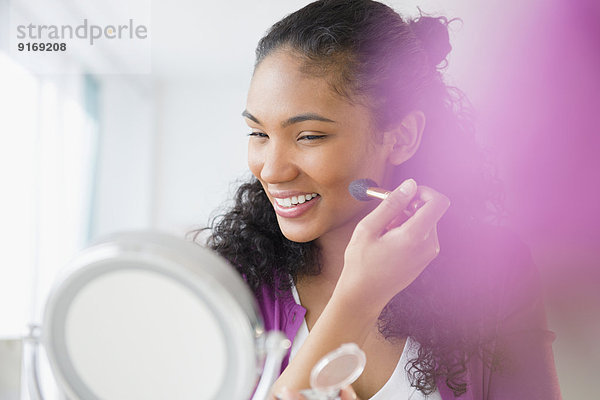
[190,0,507,396]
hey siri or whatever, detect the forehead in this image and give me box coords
[246,50,372,126]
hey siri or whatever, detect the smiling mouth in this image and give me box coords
[274,193,320,208]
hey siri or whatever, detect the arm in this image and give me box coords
[272,288,381,395]
[279,385,360,400]
[270,179,451,397]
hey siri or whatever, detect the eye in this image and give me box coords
[248,132,268,138]
[299,134,326,141]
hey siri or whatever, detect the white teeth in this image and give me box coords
[275,193,319,208]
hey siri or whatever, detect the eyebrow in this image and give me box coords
[241,110,336,128]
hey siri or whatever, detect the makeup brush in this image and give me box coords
[348,178,425,215]
[348,178,390,201]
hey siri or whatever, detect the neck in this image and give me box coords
[314,226,354,285]
[295,223,354,303]
[297,200,379,293]
[304,208,372,290]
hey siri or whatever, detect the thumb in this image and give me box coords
[357,178,418,236]
[279,387,302,400]
[340,385,359,400]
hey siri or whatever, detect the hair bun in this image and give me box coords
[410,16,452,68]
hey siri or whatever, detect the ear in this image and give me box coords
[384,110,426,165]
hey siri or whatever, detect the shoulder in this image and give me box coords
[464,226,560,398]
[438,224,560,398]
[251,278,298,331]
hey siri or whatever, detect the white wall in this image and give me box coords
[91,76,155,239]
[152,79,251,237]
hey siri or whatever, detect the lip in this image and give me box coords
[272,194,320,218]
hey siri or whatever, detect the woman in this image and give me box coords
[192,0,561,398]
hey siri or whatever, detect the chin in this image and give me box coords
[277,221,320,243]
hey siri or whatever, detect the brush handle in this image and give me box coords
[365,187,391,200]
[366,186,424,216]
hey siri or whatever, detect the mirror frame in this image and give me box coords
[42,231,266,399]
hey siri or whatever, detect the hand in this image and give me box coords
[276,385,361,400]
[337,178,451,311]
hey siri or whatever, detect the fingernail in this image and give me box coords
[277,387,288,400]
[348,385,358,399]
[280,387,295,400]
[399,178,416,195]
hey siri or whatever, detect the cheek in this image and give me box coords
[328,142,378,180]
[321,145,388,204]
[348,140,389,178]
[313,147,369,200]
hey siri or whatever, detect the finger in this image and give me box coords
[405,196,426,217]
[387,186,450,242]
[357,178,418,236]
[432,225,440,254]
[422,225,441,259]
[382,225,441,285]
[340,385,359,400]
[385,196,426,232]
[384,213,409,233]
[280,387,302,400]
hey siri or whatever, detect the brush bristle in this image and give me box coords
[348,178,378,201]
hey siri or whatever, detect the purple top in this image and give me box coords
[252,227,562,399]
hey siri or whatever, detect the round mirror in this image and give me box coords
[310,343,366,392]
[40,231,268,400]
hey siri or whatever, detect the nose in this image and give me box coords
[258,139,299,184]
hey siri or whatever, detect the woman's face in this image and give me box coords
[244,50,394,243]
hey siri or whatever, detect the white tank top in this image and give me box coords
[290,285,442,400]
